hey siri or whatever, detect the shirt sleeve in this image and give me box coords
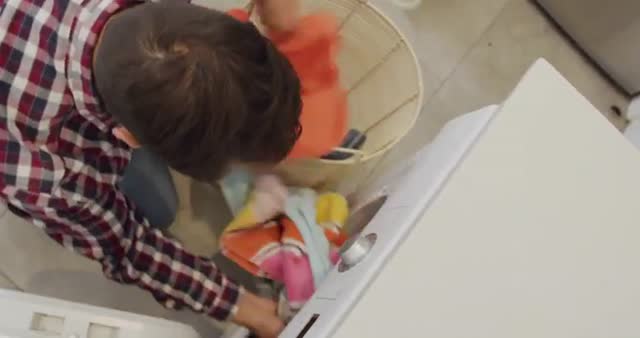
[2,182,241,321]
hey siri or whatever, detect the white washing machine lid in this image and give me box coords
[329,59,640,338]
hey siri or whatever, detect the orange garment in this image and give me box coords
[228,9,348,159]
[220,217,346,277]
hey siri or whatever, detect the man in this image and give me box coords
[0,0,301,336]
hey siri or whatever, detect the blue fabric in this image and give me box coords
[219,167,253,216]
[284,188,332,287]
[119,148,177,229]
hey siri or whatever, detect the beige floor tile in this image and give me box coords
[0,271,18,290]
[330,154,387,196]
[0,210,100,290]
[0,202,7,219]
[435,0,628,128]
[366,0,445,102]
[169,171,231,257]
[366,0,628,183]
[168,171,265,292]
[192,0,241,11]
[366,94,454,181]
[359,0,515,181]
[407,0,511,83]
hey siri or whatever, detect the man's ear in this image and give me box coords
[112,127,141,148]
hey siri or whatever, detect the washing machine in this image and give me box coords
[282,58,640,338]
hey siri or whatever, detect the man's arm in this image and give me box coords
[2,184,283,336]
[5,185,240,318]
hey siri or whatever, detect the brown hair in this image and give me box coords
[94,1,302,181]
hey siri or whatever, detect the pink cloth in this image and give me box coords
[260,248,340,307]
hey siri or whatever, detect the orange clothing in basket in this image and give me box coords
[228,9,348,159]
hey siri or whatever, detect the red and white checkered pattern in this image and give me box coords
[0,0,240,320]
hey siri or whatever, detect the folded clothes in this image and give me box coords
[219,171,348,313]
[227,9,348,159]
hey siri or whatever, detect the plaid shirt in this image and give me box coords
[0,0,240,320]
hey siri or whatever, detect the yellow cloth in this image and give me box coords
[315,192,349,227]
[223,192,348,234]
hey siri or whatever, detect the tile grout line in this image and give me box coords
[0,204,22,290]
[0,269,22,291]
[0,204,8,219]
[420,0,515,106]
[0,205,20,289]
[359,1,515,188]
[0,205,21,290]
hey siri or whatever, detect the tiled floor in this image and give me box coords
[370,0,628,179]
[0,272,17,290]
[0,0,629,336]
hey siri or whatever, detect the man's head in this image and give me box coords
[94,1,302,181]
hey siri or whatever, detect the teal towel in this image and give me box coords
[284,188,332,287]
[219,168,252,216]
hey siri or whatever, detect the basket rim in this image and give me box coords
[245,0,425,166]
[318,0,424,165]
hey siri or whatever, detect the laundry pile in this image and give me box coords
[219,168,348,319]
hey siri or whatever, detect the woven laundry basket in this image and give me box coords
[257,0,424,189]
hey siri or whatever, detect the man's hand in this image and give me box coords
[233,291,285,338]
[254,0,300,32]
[253,174,288,221]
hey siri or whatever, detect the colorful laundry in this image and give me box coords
[219,176,348,311]
[227,9,348,159]
[284,189,333,287]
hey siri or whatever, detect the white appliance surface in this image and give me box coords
[0,289,199,338]
[284,59,640,338]
[281,104,498,337]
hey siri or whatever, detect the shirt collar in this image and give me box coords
[67,0,130,131]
